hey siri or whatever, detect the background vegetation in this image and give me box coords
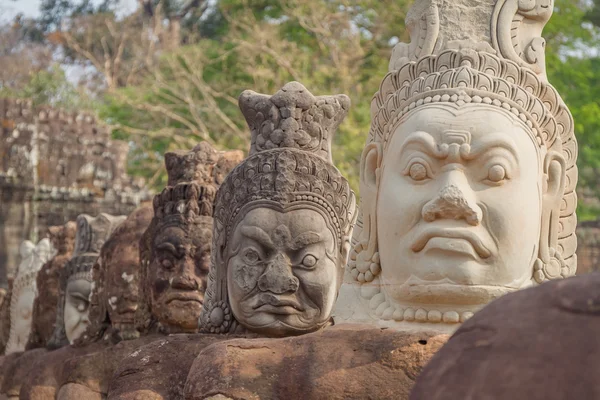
[3,0,600,218]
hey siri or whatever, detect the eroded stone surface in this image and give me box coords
[48,213,126,349]
[184,324,448,400]
[78,205,153,345]
[335,0,577,332]
[108,334,236,400]
[199,82,357,337]
[136,143,242,335]
[6,239,56,354]
[411,273,600,400]
[27,222,77,350]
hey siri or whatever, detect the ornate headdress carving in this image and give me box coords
[200,82,358,334]
[136,142,243,334]
[345,0,577,327]
[47,213,126,349]
[6,239,56,354]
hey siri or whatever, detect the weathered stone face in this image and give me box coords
[200,82,357,337]
[64,277,93,343]
[147,218,212,332]
[136,142,242,335]
[48,213,126,349]
[27,221,76,350]
[80,205,153,344]
[226,208,340,336]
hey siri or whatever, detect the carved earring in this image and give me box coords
[349,241,380,283]
[533,247,569,284]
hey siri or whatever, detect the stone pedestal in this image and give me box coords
[184,325,448,400]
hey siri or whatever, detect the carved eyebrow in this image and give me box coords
[290,232,322,250]
[400,131,438,156]
[466,134,519,162]
[68,291,90,302]
[156,242,183,257]
[240,226,274,249]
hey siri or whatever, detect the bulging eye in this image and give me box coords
[404,159,432,182]
[242,249,260,264]
[301,255,318,268]
[77,302,87,312]
[487,165,507,184]
[161,259,174,270]
[409,163,428,181]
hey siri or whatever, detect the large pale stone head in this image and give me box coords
[26,221,77,350]
[76,205,153,345]
[6,239,56,354]
[136,143,243,334]
[337,0,577,331]
[200,82,357,337]
[47,213,126,349]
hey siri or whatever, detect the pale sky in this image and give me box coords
[0,0,138,23]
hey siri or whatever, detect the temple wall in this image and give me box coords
[0,99,149,285]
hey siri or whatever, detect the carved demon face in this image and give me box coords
[148,218,212,332]
[366,104,566,308]
[226,207,341,336]
[64,277,92,343]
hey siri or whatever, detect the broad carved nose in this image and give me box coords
[422,178,482,226]
[172,257,200,291]
[258,254,300,294]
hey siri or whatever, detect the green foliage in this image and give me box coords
[0,64,92,110]
[544,0,600,219]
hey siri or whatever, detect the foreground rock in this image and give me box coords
[108,334,239,400]
[411,273,600,400]
[185,325,448,400]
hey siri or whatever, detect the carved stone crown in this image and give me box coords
[153,142,244,221]
[201,82,357,334]
[72,214,127,257]
[240,81,351,163]
[389,0,555,79]
[153,183,216,220]
[164,141,244,187]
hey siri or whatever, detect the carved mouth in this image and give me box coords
[411,228,492,259]
[166,292,204,305]
[253,294,305,313]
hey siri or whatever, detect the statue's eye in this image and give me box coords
[404,159,432,182]
[242,249,260,264]
[487,165,507,184]
[77,301,88,312]
[300,255,318,269]
[161,259,174,270]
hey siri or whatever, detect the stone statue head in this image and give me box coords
[338,0,577,330]
[26,221,77,350]
[47,213,126,349]
[200,82,358,337]
[76,205,153,345]
[135,142,243,334]
[6,239,56,354]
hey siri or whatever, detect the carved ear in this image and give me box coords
[351,143,383,285]
[538,151,566,261]
[360,143,382,193]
